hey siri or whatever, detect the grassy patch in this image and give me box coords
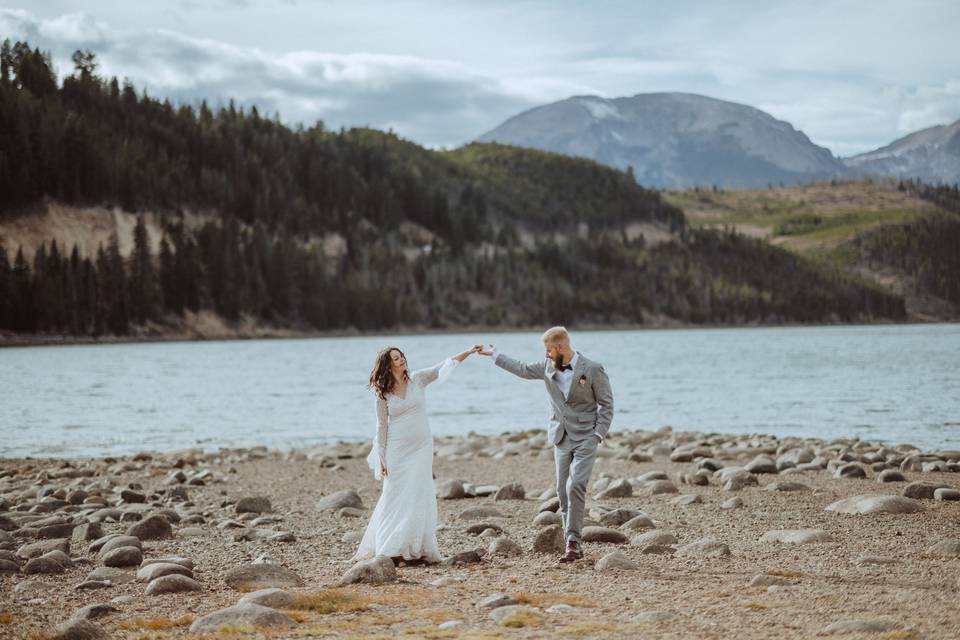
[402,627,460,638]
[500,609,543,628]
[0,612,12,625]
[292,589,373,614]
[558,622,620,636]
[514,592,596,608]
[742,602,772,610]
[119,616,194,631]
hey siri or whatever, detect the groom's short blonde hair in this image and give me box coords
[541,326,570,346]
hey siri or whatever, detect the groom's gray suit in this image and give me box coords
[494,351,614,545]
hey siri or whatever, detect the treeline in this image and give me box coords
[899,179,960,216]
[0,40,909,337]
[855,214,960,306]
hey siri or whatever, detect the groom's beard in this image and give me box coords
[553,353,564,369]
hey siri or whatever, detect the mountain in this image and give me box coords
[477,92,845,189]
[844,119,960,183]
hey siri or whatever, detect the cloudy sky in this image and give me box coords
[3,1,959,156]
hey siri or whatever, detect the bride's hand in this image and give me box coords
[380,463,388,477]
[477,343,495,356]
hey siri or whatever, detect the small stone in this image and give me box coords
[490,605,541,626]
[317,489,363,511]
[97,536,141,557]
[338,507,365,518]
[582,527,628,544]
[760,529,835,544]
[494,482,526,500]
[341,531,362,544]
[825,494,923,514]
[458,506,506,520]
[595,479,633,499]
[631,530,677,549]
[18,538,70,560]
[533,511,561,527]
[670,494,702,506]
[136,562,193,583]
[438,620,464,629]
[239,588,296,609]
[235,496,272,514]
[765,481,810,492]
[642,480,679,495]
[620,515,655,531]
[834,463,867,479]
[538,497,560,513]
[189,603,296,633]
[745,456,777,474]
[749,574,793,587]
[54,618,110,640]
[876,469,907,483]
[125,514,173,540]
[442,550,483,566]
[532,525,565,554]
[819,620,900,635]
[70,603,119,621]
[595,550,638,571]
[0,559,20,573]
[224,563,304,590]
[269,531,296,542]
[102,546,143,568]
[436,480,466,500]
[464,522,503,535]
[24,553,68,574]
[924,539,960,558]
[902,481,950,500]
[145,574,203,595]
[720,497,744,509]
[935,488,960,501]
[339,555,397,585]
[476,593,519,609]
[675,537,731,557]
[599,508,640,527]
[487,537,522,558]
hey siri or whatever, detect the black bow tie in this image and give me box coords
[557,363,573,372]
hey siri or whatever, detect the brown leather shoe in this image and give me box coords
[558,541,583,563]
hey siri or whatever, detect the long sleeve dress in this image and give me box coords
[352,358,458,562]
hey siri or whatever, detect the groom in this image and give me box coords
[480,327,614,562]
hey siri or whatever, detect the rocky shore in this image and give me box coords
[2,427,959,639]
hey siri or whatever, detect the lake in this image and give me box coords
[1,324,959,458]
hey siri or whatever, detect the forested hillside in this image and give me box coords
[0,41,906,339]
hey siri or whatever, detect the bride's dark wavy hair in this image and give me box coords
[368,346,409,399]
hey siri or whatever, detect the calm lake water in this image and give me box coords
[2,324,959,458]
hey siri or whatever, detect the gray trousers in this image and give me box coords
[554,432,599,544]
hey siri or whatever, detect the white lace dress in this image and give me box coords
[352,358,458,562]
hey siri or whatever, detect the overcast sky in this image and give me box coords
[3,1,959,156]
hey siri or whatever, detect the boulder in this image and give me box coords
[338,555,397,585]
[189,603,296,633]
[316,489,363,511]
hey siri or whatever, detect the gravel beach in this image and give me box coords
[2,427,959,639]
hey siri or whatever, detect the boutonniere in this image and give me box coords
[578,375,587,386]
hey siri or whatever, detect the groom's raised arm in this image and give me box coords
[482,345,545,380]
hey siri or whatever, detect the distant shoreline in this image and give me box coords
[0,317,944,350]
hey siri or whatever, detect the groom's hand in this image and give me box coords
[477,343,495,357]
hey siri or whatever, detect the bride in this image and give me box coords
[352,344,480,564]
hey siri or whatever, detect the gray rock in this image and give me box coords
[458,506,506,520]
[834,463,867,479]
[934,488,960,501]
[760,529,835,544]
[825,494,923,514]
[87,566,136,584]
[136,562,193,583]
[141,556,195,570]
[476,593,519,609]
[339,555,397,585]
[189,603,297,633]
[819,619,900,635]
[582,526,628,544]
[538,497,560,513]
[442,550,483,566]
[720,497,744,509]
[854,555,899,565]
[749,574,793,587]
[722,471,759,491]
[239,588,296,609]
[437,480,467,500]
[595,550,638,571]
[125,514,172,540]
[670,494,702,506]
[54,618,110,640]
[316,489,363,511]
[74,580,113,590]
[620,515,655,531]
[102,546,143,568]
[70,603,119,621]
[464,522,504,535]
[675,537,731,557]
[903,481,951,500]
[341,531,362,544]
[494,482,526,500]
[642,480,679,495]
[876,469,907,483]
[599,508,640,527]
[533,511,561,527]
[18,538,70,560]
[487,537,523,558]
[0,558,19,573]
[595,479,632,499]
[24,553,68,574]
[235,496,272,514]
[631,530,677,549]
[338,507,365,518]
[924,539,960,558]
[489,605,541,625]
[636,470,669,482]
[532,525,564,554]
[764,481,810,492]
[145,573,203,595]
[97,536,141,557]
[744,456,778,474]
[224,563,304,590]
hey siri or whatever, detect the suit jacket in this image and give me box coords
[494,351,614,445]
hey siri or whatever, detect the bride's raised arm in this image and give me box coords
[414,345,481,386]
